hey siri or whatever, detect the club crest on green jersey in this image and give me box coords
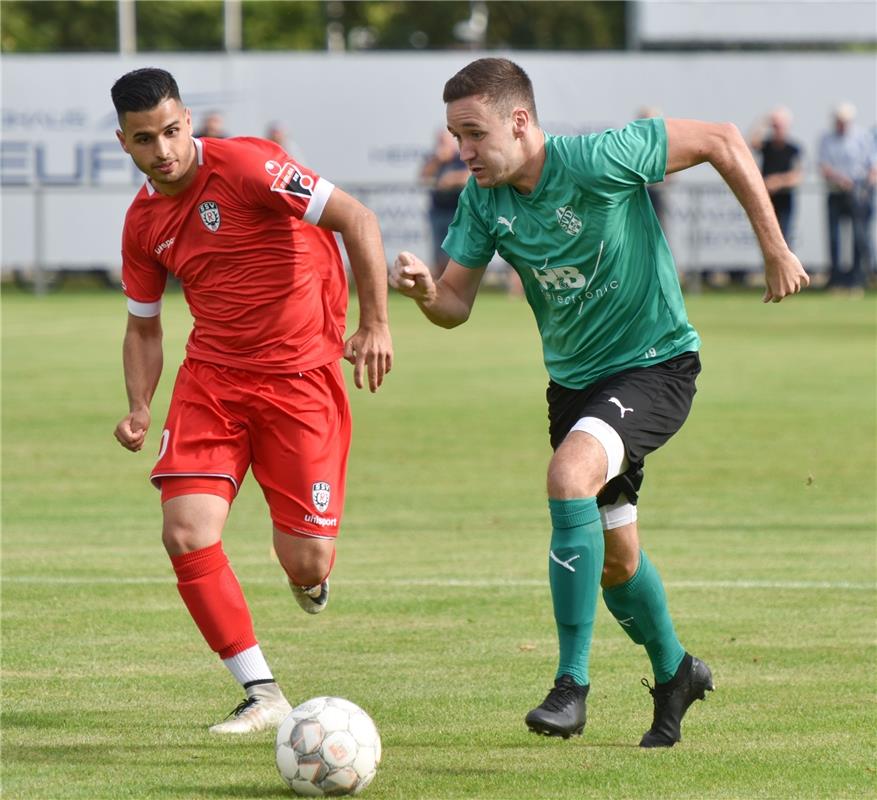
[555,205,582,236]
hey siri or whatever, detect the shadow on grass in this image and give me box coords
[170,785,288,799]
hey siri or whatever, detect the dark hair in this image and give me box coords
[111,68,181,119]
[443,58,538,124]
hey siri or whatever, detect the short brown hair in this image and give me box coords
[443,58,538,124]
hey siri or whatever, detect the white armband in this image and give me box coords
[303,178,335,225]
[127,298,162,317]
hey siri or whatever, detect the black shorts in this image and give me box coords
[546,352,701,506]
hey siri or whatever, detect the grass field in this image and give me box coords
[2,286,875,800]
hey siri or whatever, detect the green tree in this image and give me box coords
[242,1,327,51]
[338,1,470,50]
[320,2,626,51]
[0,0,629,53]
[136,0,224,51]
[485,1,626,50]
[1,0,117,52]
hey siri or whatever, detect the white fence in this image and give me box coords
[2,50,875,285]
[0,179,850,289]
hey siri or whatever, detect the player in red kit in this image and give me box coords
[111,68,393,734]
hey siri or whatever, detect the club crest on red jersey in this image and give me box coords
[312,481,331,514]
[268,161,315,198]
[198,200,221,232]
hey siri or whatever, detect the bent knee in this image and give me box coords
[161,524,219,556]
[601,550,639,588]
[161,493,229,556]
[275,534,335,587]
[547,456,605,499]
[284,559,332,588]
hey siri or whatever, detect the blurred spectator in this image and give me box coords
[637,106,670,228]
[420,128,469,277]
[749,107,803,245]
[265,121,308,163]
[818,102,877,293]
[265,121,287,148]
[194,111,227,138]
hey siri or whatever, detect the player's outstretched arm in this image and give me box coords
[318,188,393,393]
[665,118,810,303]
[390,253,486,328]
[115,312,163,452]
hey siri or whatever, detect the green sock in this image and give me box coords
[602,549,685,683]
[548,497,603,686]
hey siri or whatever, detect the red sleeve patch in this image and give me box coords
[266,159,315,199]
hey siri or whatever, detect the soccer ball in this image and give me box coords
[275,696,381,796]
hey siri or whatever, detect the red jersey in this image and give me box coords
[121,136,348,373]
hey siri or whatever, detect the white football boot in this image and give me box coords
[289,578,330,614]
[209,681,292,734]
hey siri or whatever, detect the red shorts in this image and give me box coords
[151,358,351,538]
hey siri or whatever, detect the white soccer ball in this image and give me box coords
[275,696,382,796]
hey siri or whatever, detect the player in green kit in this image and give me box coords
[390,58,809,747]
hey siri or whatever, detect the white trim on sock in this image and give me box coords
[222,645,274,686]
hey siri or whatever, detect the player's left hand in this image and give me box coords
[114,406,151,452]
[763,249,809,303]
[344,323,393,392]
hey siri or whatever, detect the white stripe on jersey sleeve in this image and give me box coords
[302,178,335,225]
[127,298,162,317]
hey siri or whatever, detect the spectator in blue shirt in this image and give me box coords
[818,103,877,293]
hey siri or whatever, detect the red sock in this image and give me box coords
[170,541,257,659]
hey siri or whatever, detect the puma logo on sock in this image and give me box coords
[550,550,581,573]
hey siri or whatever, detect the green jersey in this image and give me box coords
[443,117,700,389]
